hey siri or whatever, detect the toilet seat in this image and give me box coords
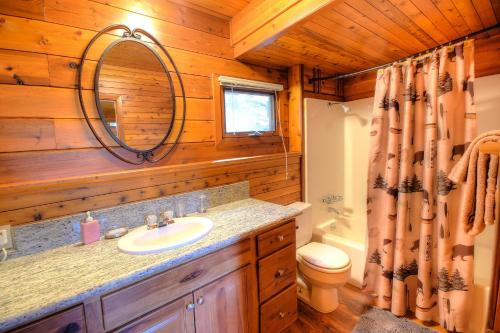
[297,242,350,273]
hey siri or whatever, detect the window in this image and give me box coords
[213,75,284,147]
[223,88,276,135]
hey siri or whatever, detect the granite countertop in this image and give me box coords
[0,198,300,332]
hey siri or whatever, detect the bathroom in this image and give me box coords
[0,1,500,333]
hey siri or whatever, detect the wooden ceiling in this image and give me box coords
[170,0,250,19]
[233,0,500,74]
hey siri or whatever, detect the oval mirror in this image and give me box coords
[95,39,175,152]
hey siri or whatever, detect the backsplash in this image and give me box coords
[9,181,249,259]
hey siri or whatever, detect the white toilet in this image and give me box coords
[289,202,352,313]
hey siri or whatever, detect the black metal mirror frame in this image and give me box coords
[77,24,186,164]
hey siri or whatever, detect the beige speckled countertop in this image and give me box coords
[0,199,300,332]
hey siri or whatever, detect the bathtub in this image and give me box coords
[314,219,366,288]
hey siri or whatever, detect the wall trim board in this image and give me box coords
[0,152,300,192]
[0,152,301,226]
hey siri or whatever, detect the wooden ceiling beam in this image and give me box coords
[231,0,336,58]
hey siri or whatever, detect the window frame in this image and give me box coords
[221,87,278,138]
[213,74,285,148]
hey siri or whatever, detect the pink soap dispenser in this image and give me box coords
[81,211,100,245]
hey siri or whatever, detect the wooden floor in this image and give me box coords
[285,284,446,333]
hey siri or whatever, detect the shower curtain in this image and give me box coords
[363,40,475,332]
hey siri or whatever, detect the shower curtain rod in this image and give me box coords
[309,23,500,84]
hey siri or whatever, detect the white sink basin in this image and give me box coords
[118,217,213,254]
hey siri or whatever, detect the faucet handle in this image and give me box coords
[159,211,175,223]
[166,210,175,220]
[333,195,344,202]
[145,214,158,230]
[158,211,175,228]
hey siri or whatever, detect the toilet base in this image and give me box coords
[310,285,339,313]
[296,276,340,313]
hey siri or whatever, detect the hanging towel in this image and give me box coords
[485,155,499,225]
[448,130,500,235]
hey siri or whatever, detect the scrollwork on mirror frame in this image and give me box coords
[77,24,186,165]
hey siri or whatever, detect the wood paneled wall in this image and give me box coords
[0,0,300,226]
[303,66,343,101]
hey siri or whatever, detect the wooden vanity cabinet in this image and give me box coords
[114,266,252,333]
[101,239,253,331]
[194,266,252,333]
[257,221,297,333]
[7,219,298,333]
[113,266,251,333]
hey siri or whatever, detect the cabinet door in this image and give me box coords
[114,294,195,333]
[194,266,251,333]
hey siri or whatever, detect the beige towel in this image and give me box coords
[485,155,499,224]
[449,130,500,235]
[496,160,500,224]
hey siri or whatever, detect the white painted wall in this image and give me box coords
[304,98,372,243]
[304,99,345,231]
[304,98,371,285]
[304,74,500,332]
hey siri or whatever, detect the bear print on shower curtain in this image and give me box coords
[363,40,476,332]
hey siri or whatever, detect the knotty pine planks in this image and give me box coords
[0,0,299,226]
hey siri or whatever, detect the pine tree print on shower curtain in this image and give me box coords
[363,41,476,332]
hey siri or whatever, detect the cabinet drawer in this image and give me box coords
[11,305,86,333]
[113,294,195,333]
[260,284,297,333]
[258,244,296,302]
[102,239,252,331]
[257,221,295,258]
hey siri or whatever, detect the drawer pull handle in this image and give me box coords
[279,312,286,319]
[64,323,80,333]
[275,269,286,278]
[180,270,203,283]
[277,235,284,242]
[186,303,195,312]
[197,296,205,305]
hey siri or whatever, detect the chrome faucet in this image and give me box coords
[144,211,175,230]
[328,207,341,215]
[159,211,175,227]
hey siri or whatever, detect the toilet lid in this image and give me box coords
[297,242,350,270]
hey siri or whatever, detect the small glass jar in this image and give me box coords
[175,199,186,217]
[199,194,208,213]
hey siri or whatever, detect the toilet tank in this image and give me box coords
[287,202,312,248]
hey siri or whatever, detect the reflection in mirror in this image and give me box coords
[100,100,119,136]
[97,40,175,151]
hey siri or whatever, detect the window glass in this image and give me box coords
[223,88,275,134]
